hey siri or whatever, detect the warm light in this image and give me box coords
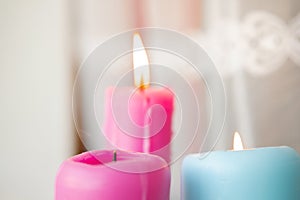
[233,132,244,151]
[133,33,150,89]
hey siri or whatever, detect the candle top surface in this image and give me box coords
[69,150,168,173]
[190,146,300,162]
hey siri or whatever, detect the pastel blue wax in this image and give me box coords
[182,146,300,200]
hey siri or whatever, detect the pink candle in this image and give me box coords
[55,150,170,200]
[103,86,174,162]
[103,33,174,162]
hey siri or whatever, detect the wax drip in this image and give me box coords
[143,97,151,153]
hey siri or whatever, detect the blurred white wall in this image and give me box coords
[72,0,138,61]
[0,0,75,199]
[144,0,201,31]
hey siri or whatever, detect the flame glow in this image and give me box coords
[133,33,150,89]
[233,132,244,151]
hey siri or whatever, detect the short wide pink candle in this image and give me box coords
[103,86,174,162]
[55,150,170,200]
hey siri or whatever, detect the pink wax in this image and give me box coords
[55,150,171,200]
[103,86,174,162]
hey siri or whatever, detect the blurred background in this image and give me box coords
[0,0,299,199]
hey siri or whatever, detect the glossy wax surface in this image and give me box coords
[103,86,174,162]
[55,150,170,200]
[182,146,300,200]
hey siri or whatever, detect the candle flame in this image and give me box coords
[133,33,150,89]
[233,132,244,151]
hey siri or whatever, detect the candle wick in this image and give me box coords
[113,150,117,162]
[139,76,146,90]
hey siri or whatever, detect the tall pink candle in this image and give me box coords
[103,33,174,162]
[103,86,174,162]
[55,150,170,200]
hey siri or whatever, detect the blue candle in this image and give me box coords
[182,145,300,200]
